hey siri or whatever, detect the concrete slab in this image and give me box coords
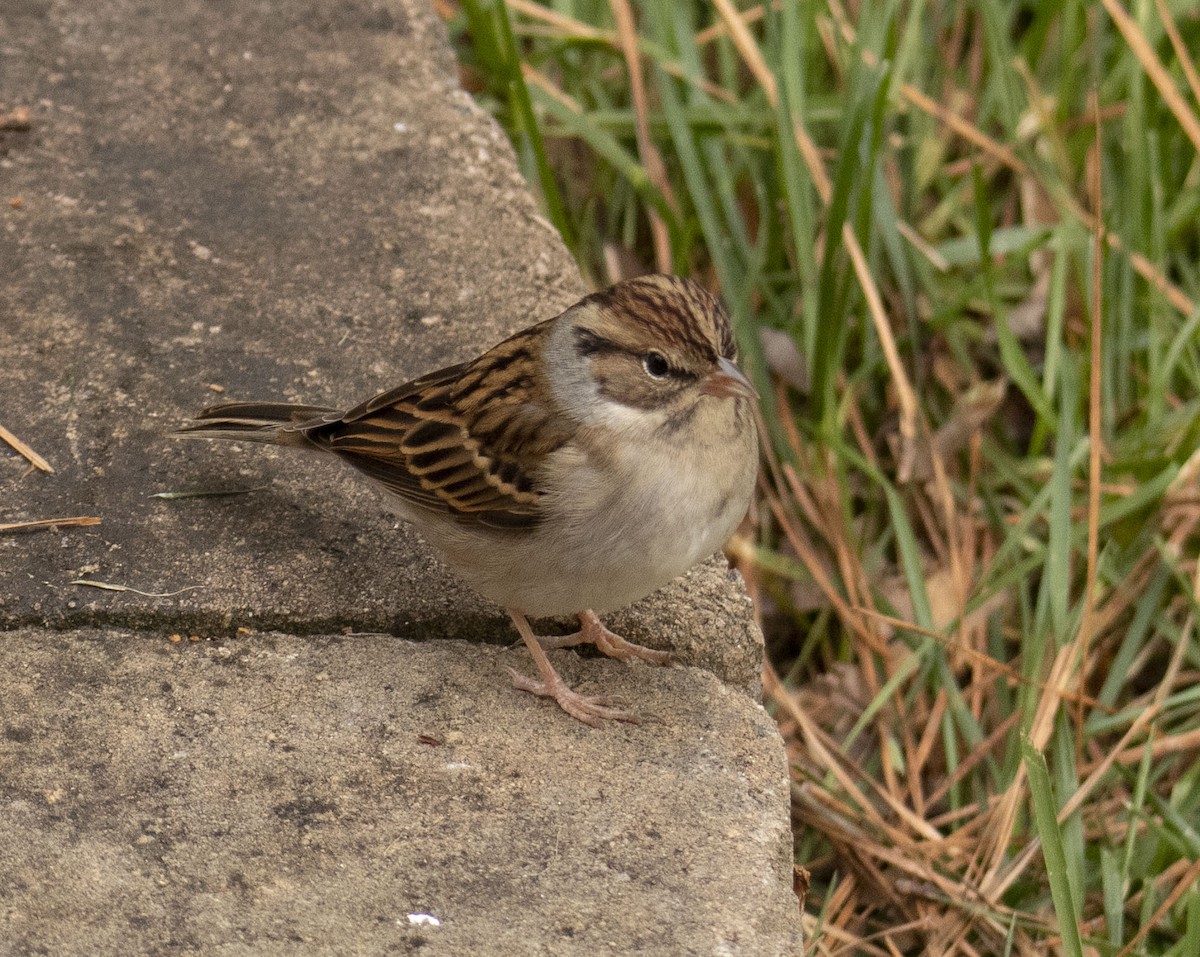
[0,628,798,956]
[1,0,801,953]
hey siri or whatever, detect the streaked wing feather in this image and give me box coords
[296,326,568,528]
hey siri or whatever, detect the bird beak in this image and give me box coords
[700,357,758,400]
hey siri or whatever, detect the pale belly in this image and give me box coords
[419,403,757,616]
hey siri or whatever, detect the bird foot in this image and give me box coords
[537,610,672,666]
[506,668,638,727]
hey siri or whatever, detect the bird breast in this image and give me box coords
[422,395,757,617]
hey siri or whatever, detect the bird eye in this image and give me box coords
[643,351,670,379]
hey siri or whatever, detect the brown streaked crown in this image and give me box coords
[570,275,738,412]
[577,274,736,363]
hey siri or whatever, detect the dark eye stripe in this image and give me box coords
[661,363,699,383]
[573,327,624,358]
[576,328,700,386]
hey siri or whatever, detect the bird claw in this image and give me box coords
[506,668,638,727]
[537,612,672,666]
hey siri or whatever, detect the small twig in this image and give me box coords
[70,580,204,598]
[150,486,267,500]
[0,516,101,534]
[1076,89,1104,752]
[0,424,54,472]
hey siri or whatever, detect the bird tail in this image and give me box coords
[173,401,337,448]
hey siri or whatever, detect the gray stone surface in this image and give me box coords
[1,628,796,957]
[1,0,800,953]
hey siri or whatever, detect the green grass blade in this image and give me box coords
[1023,738,1085,957]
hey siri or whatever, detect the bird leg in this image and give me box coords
[505,609,637,727]
[536,609,672,666]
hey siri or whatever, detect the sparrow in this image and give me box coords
[176,274,759,726]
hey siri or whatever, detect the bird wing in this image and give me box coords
[295,326,571,530]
